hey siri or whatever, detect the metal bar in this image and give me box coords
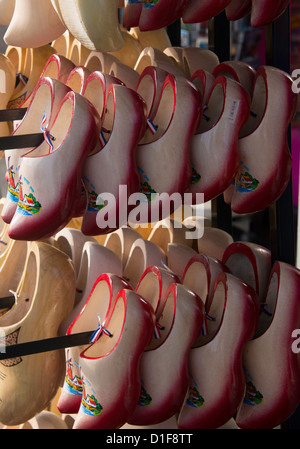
[167,19,181,47]
[208,11,233,234]
[265,6,295,266]
[0,108,27,122]
[0,133,44,150]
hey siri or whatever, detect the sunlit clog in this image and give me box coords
[130,27,172,52]
[0,0,15,26]
[81,83,146,236]
[230,66,298,214]
[108,26,142,69]
[8,89,101,240]
[51,29,75,60]
[187,75,251,204]
[73,288,155,429]
[0,241,75,426]
[182,0,232,23]
[128,283,203,426]
[177,272,258,429]
[56,0,124,52]
[2,77,71,224]
[57,273,131,415]
[235,261,300,429]
[68,38,91,67]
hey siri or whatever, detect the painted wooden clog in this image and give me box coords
[0,0,15,26]
[235,261,300,429]
[4,0,66,48]
[129,27,172,52]
[182,0,232,23]
[0,241,75,426]
[135,265,179,319]
[39,54,76,85]
[123,238,167,289]
[166,243,197,281]
[122,0,143,28]
[128,283,203,426]
[222,241,272,304]
[56,0,124,52]
[190,69,215,111]
[197,226,234,260]
[104,226,142,269]
[225,0,252,21]
[65,66,91,94]
[138,0,188,31]
[2,77,71,225]
[8,89,101,240]
[177,272,258,429]
[212,60,256,96]
[73,288,155,429]
[230,66,298,214]
[133,73,201,224]
[81,83,146,236]
[187,75,251,204]
[7,45,57,109]
[61,242,123,332]
[251,0,290,28]
[109,60,140,90]
[57,273,131,415]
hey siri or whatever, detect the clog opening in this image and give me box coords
[135,271,161,315]
[146,287,175,351]
[66,71,85,94]
[200,280,226,346]
[83,78,105,118]
[0,250,37,326]
[55,236,73,261]
[40,59,60,81]
[71,279,111,334]
[83,293,125,358]
[85,55,103,73]
[224,253,257,292]
[136,73,155,117]
[254,271,278,338]
[123,245,145,288]
[182,262,208,305]
[139,81,174,145]
[239,73,267,138]
[198,81,224,133]
[104,233,123,262]
[69,43,81,67]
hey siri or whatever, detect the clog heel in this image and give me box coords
[235,261,300,429]
[2,76,71,224]
[0,241,76,426]
[128,283,203,426]
[177,272,258,429]
[73,288,155,429]
[57,273,131,415]
[8,89,101,241]
[230,66,298,214]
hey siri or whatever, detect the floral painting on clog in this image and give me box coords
[16,175,42,216]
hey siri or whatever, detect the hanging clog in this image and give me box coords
[230,66,298,214]
[38,54,76,86]
[104,226,142,269]
[212,60,256,96]
[2,77,71,224]
[251,0,290,28]
[222,241,272,304]
[133,73,201,224]
[186,74,251,204]
[235,261,300,429]
[134,46,185,78]
[225,0,252,21]
[57,273,131,415]
[129,27,172,52]
[84,51,119,74]
[175,47,220,78]
[197,226,234,261]
[136,66,169,121]
[109,60,140,90]
[108,26,143,69]
[190,69,215,109]
[138,0,188,31]
[72,288,155,429]
[182,0,232,23]
[0,53,17,149]
[123,238,167,289]
[166,243,197,281]
[4,0,66,48]
[81,83,146,236]
[55,0,124,52]
[8,89,101,240]
[0,241,75,426]
[122,0,143,28]
[128,283,203,426]
[51,30,75,60]
[68,38,91,67]
[177,272,258,429]
[0,0,15,26]
[148,218,194,254]
[65,66,91,94]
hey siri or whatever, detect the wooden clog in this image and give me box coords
[51,30,74,60]
[212,60,256,96]
[166,243,197,281]
[39,54,76,85]
[177,272,258,429]
[182,0,232,23]
[2,77,71,224]
[57,273,131,415]
[65,66,91,94]
[123,238,167,289]
[134,46,185,78]
[72,288,155,429]
[19,411,69,429]
[148,218,193,254]
[81,83,146,236]
[104,226,142,269]
[197,227,234,260]
[0,53,17,147]
[138,0,188,31]
[108,26,143,69]
[8,90,101,240]
[122,0,143,28]
[0,0,15,26]
[235,261,300,429]
[128,283,203,426]
[135,66,169,120]
[251,0,290,28]
[225,0,252,21]
[230,66,298,214]
[56,0,124,52]
[69,38,91,67]
[0,241,75,426]
[129,27,172,52]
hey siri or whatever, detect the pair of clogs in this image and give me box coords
[1,73,101,240]
[57,272,156,429]
[123,0,188,31]
[0,241,76,426]
[182,0,289,27]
